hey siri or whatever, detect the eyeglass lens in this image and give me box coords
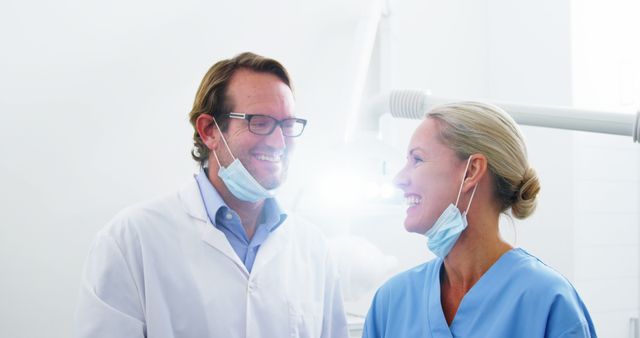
[248,115,304,136]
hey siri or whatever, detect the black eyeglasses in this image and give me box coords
[225,113,307,137]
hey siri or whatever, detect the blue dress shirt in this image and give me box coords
[195,168,286,272]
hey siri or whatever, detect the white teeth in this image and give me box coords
[405,196,421,206]
[255,154,281,162]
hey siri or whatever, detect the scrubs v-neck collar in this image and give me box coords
[426,248,520,337]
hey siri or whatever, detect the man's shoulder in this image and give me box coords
[281,213,332,254]
[99,182,195,243]
[114,191,181,222]
[286,213,323,232]
[285,214,327,239]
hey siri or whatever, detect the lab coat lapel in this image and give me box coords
[200,224,249,276]
[178,177,249,276]
[249,215,292,276]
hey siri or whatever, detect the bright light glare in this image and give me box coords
[312,168,398,209]
[379,182,396,199]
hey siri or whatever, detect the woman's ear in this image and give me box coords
[195,114,219,151]
[464,154,488,190]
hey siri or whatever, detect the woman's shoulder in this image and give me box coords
[506,248,580,296]
[375,259,441,299]
[364,260,441,336]
[505,249,596,336]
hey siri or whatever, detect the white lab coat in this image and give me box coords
[74,178,349,338]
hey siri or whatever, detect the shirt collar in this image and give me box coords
[261,197,287,232]
[195,167,287,231]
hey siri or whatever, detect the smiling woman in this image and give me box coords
[362,101,597,338]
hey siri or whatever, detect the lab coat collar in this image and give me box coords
[177,175,292,278]
[195,168,288,237]
[178,176,248,274]
[177,175,208,222]
[250,216,292,275]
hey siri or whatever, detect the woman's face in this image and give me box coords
[394,118,468,234]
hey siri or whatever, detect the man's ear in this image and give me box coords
[195,114,220,151]
[464,154,488,191]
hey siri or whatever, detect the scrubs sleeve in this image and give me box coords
[321,248,350,338]
[362,286,390,338]
[545,292,597,338]
[74,232,145,338]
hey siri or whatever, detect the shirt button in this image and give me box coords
[225,213,232,220]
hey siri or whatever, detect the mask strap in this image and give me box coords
[454,157,473,206]
[212,150,223,168]
[464,184,478,216]
[454,156,479,216]
[212,117,236,165]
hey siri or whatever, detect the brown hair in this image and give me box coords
[188,52,292,166]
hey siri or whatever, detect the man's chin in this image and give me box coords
[261,179,283,191]
[260,173,287,191]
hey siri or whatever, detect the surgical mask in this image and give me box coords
[211,118,274,202]
[425,157,478,258]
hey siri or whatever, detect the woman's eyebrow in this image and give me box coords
[409,147,425,155]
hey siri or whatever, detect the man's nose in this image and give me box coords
[264,125,287,149]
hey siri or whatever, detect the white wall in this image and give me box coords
[485,0,575,277]
[571,1,640,336]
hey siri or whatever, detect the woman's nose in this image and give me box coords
[393,167,409,189]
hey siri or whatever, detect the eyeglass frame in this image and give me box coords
[223,112,308,137]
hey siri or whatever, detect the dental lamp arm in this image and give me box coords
[375,90,640,143]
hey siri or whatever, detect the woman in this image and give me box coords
[363,102,596,337]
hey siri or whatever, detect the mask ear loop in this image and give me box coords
[455,156,479,216]
[211,117,236,168]
[463,185,478,217]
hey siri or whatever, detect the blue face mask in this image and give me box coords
[211,118,274,203]
[425,157,478,258]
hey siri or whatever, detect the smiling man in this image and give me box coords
[75,52,349,338]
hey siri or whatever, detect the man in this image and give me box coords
[75,52,349,338]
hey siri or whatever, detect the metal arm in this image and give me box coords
[379,89,640,143]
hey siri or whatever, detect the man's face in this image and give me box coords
[215,69,296,190]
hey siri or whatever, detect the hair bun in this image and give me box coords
[511,167,541,219]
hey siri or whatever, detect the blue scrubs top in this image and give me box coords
[363,248,596,338]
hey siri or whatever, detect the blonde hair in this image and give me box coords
[426,101,540,219]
